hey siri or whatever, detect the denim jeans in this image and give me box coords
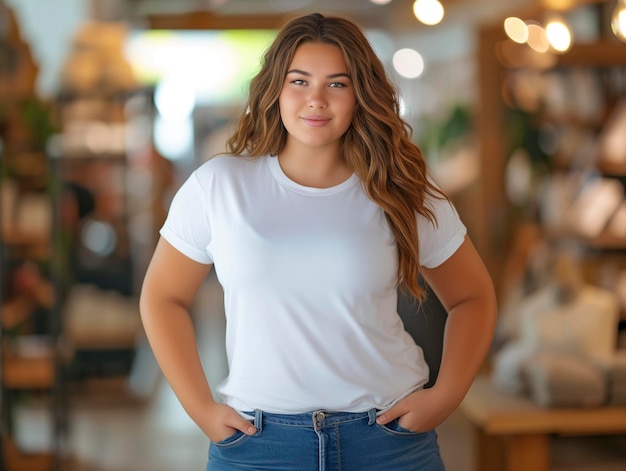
[207,409,445,470]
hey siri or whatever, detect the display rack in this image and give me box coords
[0,138,61,471]
[48,87,156,395]
[478,3,626,348]
[0,5,66,465]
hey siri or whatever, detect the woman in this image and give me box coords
[140,12,497,470]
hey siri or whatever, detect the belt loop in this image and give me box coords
[368,409,377,425]
[254,409,263,431]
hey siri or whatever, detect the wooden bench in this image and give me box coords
[459,376,626,471]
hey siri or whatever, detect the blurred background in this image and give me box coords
[1,0,626,470]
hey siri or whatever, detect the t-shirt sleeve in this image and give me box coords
[159,172,213,264]
[418,194,467,269]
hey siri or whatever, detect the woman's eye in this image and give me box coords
[291,79,306,85]
[330,82,346,88]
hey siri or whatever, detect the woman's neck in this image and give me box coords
[277,144,352,189]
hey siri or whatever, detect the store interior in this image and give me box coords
[1,0,626,469]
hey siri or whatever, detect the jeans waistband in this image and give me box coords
[249,409,378,432]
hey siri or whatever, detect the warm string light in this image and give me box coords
[545,16,572,52]
[504,17,529,44]
[369,0,445,26]
[612,0,626,43]
[526,22,551,53]
[503,15,572,55]
[374,0,624,45]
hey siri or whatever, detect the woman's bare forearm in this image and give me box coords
[139,238,216,418]
[140,296,215,414]
[435,293,497,407]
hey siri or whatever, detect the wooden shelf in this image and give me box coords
[1,355,55,389]
[598,159,626,177]
[556,42,626,68]
[583,232,626,250]
[69,332,138,350]
[462,376,626,436]
[1,229,50,249]
[461,376,626,471]
[2,437,54,471]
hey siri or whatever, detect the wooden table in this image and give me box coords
[459,376,626,471]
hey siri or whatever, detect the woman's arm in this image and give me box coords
[140,237,256,441]
[377,236,497,431]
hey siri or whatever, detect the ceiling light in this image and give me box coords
[412,0,444,26]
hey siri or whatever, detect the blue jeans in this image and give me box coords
[207,409,445,470]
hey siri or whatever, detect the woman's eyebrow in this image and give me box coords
[286,69,351,79]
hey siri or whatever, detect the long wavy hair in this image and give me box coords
[226,12,448,301]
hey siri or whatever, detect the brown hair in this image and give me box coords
[226,12,448,301]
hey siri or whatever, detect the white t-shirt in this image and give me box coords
[160,154,466,414]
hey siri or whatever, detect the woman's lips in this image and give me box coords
[301,116,331,127]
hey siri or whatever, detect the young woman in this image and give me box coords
[140,12,497,470]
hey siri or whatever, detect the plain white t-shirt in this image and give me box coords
[160,154,467,414]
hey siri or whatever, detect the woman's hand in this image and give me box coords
[141,239,256,443]
[197,402,257,443]
[376,386,458,432]
[378,236,497,433]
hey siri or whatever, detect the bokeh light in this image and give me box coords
[504,17,529,44]
[413,0,444,26]
[392,48,425,79]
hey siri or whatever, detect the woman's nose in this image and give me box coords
[307,88,327,108]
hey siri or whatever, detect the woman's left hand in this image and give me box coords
[377,236,497,433]
[375,386,459,433]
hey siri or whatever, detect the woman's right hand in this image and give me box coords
[200,402,257,442]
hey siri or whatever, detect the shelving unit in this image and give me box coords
[1,7,164,467]
[0,4,67,469]
[0,111,71,471]
[473,9,626,468]
[48,87,157,394]
[477,4,626,307]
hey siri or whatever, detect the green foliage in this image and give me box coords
[19,96,57,148]
[505,107,549,168]
[419,104,473,153]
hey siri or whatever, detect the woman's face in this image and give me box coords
[278,42,356,153]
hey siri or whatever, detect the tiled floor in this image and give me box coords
[9,272,626,470]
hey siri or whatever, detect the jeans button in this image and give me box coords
[315,411,325,422]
